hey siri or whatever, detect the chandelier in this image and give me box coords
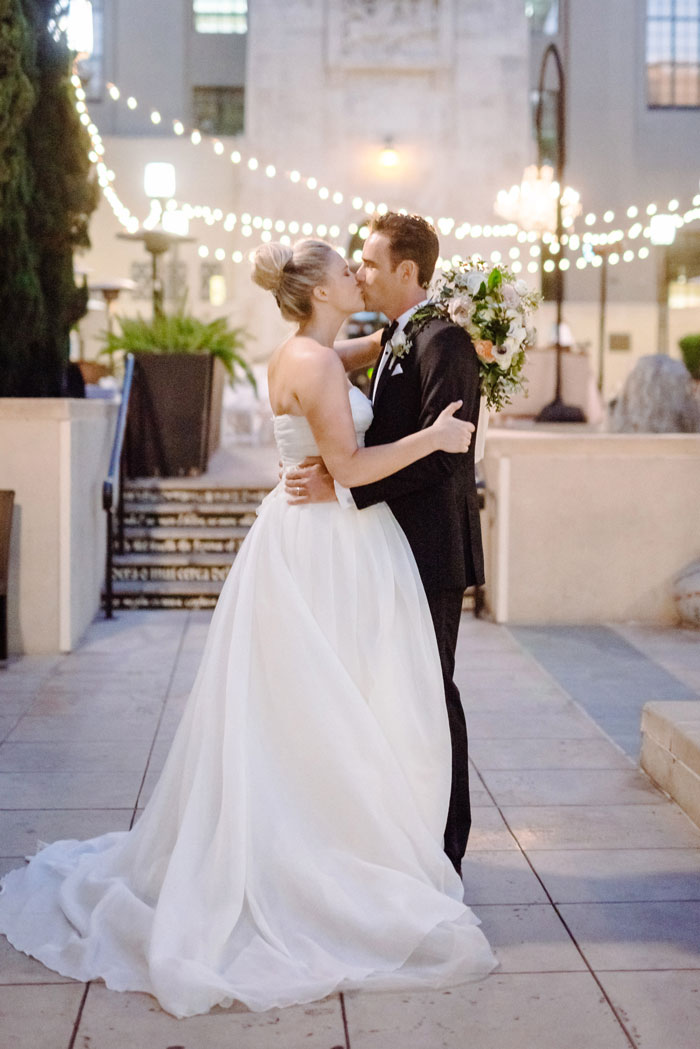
[494,164,581,234]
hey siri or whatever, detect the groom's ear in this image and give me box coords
[397,259,419,284]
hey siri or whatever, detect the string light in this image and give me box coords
[79,81,700,273]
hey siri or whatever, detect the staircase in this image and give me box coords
[108,478,481,614]
[109,480,272,609]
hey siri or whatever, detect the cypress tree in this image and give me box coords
[0,0,98,396]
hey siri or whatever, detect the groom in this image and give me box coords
[286,212,483,875]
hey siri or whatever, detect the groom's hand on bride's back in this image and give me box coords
[284,459,337,504]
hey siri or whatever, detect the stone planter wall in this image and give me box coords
[482,431,700,624]
[0,399,117,654]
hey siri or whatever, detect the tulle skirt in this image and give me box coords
[0,485,496,1017]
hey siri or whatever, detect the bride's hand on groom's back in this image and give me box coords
[284,459,337,504]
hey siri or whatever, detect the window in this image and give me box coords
[193,86,244,135]
[524,0,559,35]
[49,0,104,101]
[193,1,247,34]
[647,0,700,107]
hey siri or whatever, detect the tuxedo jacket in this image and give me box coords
[351,317,484,593]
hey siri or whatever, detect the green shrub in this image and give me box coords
[100,310,257,390]
[679,335,700,380]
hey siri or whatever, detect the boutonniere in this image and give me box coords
[388,329,409,360]
[388,304,442,361]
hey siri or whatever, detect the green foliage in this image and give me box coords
[100,310,257,390]
[679,335,700,380]
[0,1,97,396]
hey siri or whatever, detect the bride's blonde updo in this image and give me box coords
[251,239,336,323]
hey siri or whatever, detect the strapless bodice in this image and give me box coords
[274,385,373,466]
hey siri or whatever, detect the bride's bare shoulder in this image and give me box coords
[282,336,342,374]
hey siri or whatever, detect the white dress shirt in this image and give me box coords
[335,300,430,509]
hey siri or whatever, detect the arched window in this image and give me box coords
[647,0,700,107]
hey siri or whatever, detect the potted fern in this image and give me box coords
[101,309,255,477]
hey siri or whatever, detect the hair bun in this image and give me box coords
[251,242,294,293]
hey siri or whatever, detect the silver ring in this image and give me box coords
[297,487,302,495]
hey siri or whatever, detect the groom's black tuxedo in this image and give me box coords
[350,315,483,869]
[351,316,483,591]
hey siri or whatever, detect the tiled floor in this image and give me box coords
[1,610,700,1049]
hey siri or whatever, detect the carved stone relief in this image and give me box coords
[327,0,454,71]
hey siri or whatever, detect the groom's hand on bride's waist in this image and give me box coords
[284,459,337,504]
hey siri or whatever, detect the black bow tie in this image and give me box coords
[380,320,398,349]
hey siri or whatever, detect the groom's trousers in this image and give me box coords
[425,587,471,871]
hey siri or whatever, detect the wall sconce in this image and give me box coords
[379,138,399,168]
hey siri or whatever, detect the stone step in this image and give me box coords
[112,552,235,584]
[108,580,223,610]
[123,484,271,507]
[120,526,249,555]
[122,503,261,528]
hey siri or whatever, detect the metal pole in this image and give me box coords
[105,508,114,619]
[535,43,585,423]
[657,247,670,354]
[598,251,609,393]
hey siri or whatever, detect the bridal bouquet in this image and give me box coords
[411,258,541,412]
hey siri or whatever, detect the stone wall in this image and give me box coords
[0,400,116,654]
[482,430,700,624]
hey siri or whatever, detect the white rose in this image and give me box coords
[448,296,474,327]
[502,283,519,307]
[466,271,485,296]
[508,321,527,344]
[514,279,528,296]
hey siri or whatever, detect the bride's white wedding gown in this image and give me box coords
[0,386,496,1018]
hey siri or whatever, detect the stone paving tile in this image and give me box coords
[526,849,700,903]
[74,609,189,653]
[0,771,143,810]
[470,737,633,770]
[0,714,21,743]
[467,707,601,740]
[0,857,24,878]
[76,983,346,1048]
[0,695,39,718]
[0,983,86,1049]
[596,970,700,1049]
[461,851,549,905]
[559,901,700,970]
[472,903,586,972]
[480,768,662,807]
[460,687,571,712]
[7,713,160,743]
[0,739,153,774]
[343,973,633,1049]
[0,933,75,985]
[0,809,133,858]
[467,807,519,851]
[27,690,167,719]
[502,804,700,851]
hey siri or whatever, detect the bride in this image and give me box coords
[0,239,497,1018]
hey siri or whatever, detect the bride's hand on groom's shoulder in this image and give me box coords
[284,459,337,504]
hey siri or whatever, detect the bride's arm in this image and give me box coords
[295,345,471,488]
[333,329,382,372]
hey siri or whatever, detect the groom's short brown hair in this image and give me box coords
[369,212,439,288]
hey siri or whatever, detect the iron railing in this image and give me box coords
[102,353,135,619]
